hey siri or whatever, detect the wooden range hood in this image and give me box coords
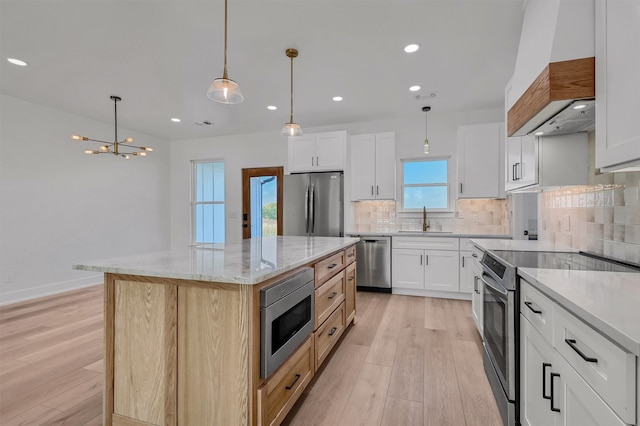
[507,57,595,137]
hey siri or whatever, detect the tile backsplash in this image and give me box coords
[539,171,640,263]
[352,198,510,235]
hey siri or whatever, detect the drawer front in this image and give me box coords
[315,251,345,286]
[315,302,345,370]
[459,238,474,251]
[344,245,356,265]
[520,280,554,342]
[315,271,345,328]
[257,336,314,426]
[345,262,356,325]
[554,306,636,424]
[392,236,459,251]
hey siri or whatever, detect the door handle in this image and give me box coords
[460,183,463,194]
[371,186,374,196]
[285,374,301,390]
[425,255,428,266]
[328,291,338,299]
[304,184,310,234]
[462,257,465,268]
[524,301,542,314]
[328,327,338,336]
[542,363,552,400]
[565,339,598,363]
[310,184,315,234]
[550,372,561,412]
[376,185,379,195]
[420,255,423,265]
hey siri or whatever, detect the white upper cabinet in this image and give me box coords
[595,0,640,172]
[288,131,347,173]
[457,123,505,198]
[505,135,539,191]
[350,132,396,200]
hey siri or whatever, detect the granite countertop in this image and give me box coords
[348,232,512,239]
[470,239,576,252]
[73,236,359,285]
[519,268,640,356]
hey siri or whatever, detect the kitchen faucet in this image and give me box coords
[422,206,429,231]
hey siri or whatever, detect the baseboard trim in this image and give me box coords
[391,288,472,300]
[0,275,103,306]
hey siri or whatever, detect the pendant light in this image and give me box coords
[71,96,153,159]
[281,48,302,136]
[422,106,431,154]
[207,0,243,104]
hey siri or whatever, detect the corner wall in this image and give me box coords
[0,95,171,305]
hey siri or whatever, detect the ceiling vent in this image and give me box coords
[195,121,214,126]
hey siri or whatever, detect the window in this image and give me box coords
[192,160,225,243]
[402,158,449,210]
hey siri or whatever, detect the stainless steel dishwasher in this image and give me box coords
[355,236,391,292]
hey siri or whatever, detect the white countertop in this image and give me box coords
[73,236,359,285]
[348,232,511,239]
[519,268,640,356]
[470,239,576,252]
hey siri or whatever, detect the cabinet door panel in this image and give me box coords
[391,249,424,289]
[519,134,538,187]
[288,136,316,173]
[458,123,502,198]
[350,134,376,200]
[505,136,522,190]
[424,250,458,292]
[315,133,345,171]
[374,132,396,199]
[459,251,475,293]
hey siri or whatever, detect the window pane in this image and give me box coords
[404,160,448,184]
[194,203,225,243]
[196,162,225,202]
[403,186,448,209]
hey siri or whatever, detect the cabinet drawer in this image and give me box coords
[315,302,345,370]
[315,271,345,328]
[554,306,636,424]
[257,336,314,426]
[520,280,554,342]
[392,236,459,251]
[315,251,345,286]
[344,245,356,265]
[459,238,474,251]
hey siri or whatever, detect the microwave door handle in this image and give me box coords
[310,184,316,234]
[304,184,310,234]
[480,273,508,298]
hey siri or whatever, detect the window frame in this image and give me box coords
[191,159,226,244]
[399,157,452,212]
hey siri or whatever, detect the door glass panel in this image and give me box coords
[250,176,277,237]
[484,287,508,385]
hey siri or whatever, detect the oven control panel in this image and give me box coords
[482,253,507,279]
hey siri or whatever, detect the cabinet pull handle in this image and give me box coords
[512,164,516,181]
[425,255,428,266]
[473,276,478,294]
[420,255,423,265]
[524,301,542,314]
[462,257,465,268]
[542,363,552,400]
[328,291,338,299]
[376,185,379,195]
[472,253,478,258]
[348,277,354,281]
[550,372,561,412]
[565,339,598,363]
[328,327,338,336]
[311,157,314,166]
[460,183,463,194]
[371,186,374,195]
[328,263,338,269]
[316,156,319,166]
[347,252,355,258]
[285,373,301,390]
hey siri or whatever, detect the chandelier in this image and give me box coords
[71,96,153,159]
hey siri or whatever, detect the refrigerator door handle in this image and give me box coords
[309,184,316,234]
[304,184,310,234]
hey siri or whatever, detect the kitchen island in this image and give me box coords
[74,236,358,426]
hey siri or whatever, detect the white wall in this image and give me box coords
[0,95,171,305]
[170,107,504,245]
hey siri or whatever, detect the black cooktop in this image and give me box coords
[490,250,640,273]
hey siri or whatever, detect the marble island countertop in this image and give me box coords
[73,236,359,285]
[519,268,640,356]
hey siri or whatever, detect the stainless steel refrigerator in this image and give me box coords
[283,172,343,237]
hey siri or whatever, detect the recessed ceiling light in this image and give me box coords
[332,96,343,102]
[267,105,277,110]
[7,58,28,66]
[409,85,421,92]
[534,131,544,136]
[404,44,420,53]
[572,104,586,110]
[171,118,181,123]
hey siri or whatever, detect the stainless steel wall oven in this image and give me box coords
[260,268,315,379]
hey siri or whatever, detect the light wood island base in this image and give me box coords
[101,244,356,426]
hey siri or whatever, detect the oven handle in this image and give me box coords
[480,272,508,298]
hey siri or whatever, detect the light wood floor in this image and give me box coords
[0,286,501,426]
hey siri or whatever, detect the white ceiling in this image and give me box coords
[0,0,524,141]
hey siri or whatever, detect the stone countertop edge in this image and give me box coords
[518,267,640,356]
[347,232,512,239]
[73,236,360,286]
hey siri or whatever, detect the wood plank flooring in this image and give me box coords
[0,286,501,426]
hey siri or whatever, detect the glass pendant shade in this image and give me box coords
[207,77,244,104]
[281,122,303,137]
[424,138,430,154]
[422,106,431,155]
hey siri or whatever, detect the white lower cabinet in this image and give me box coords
[520,279,635,426]
[391,237,460,297]
[459,251,475,294]
[470,244,484,334]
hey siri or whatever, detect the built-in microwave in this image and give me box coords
[260,268,315,379]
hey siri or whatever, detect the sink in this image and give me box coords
[397,230,452,234]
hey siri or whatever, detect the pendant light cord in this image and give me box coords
[114,97,118,143]
[290,55,294,123]
[223,0,229,79]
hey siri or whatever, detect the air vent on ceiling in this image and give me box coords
[195,121,213,126]
[415,92,437,101]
